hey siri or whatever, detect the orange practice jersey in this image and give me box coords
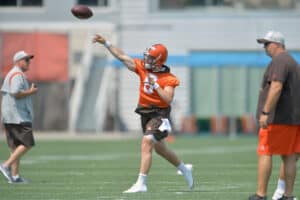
[134,58,180,108]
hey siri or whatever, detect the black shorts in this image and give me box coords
[4,123,35,149]
[135,106,172,141]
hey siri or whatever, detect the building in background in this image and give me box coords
[0,0,300,134]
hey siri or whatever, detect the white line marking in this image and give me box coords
[22,145,254,164]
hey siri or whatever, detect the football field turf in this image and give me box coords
[0,135,299,200]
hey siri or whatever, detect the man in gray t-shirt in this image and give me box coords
[249,31,300,200]
[0,50,38,184]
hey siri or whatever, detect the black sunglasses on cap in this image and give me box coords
[264,42,271,48]
[24,58,31,63]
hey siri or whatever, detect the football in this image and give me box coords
[71,5,93,19]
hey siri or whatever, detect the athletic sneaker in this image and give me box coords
[123,183,147,193]
[248,194,267,200]
[0,164,13,182]
[8,176,30,184]
[272,188,285,200]
[177,164,193,175]
[182,165,194,189]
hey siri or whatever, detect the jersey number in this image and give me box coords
[143,74,157,94]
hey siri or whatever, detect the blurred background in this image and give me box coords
[0,0,300,136]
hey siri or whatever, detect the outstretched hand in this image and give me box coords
[92,34,106,45]
[93,34,136,72]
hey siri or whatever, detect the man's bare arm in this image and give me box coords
[93,34,136,72]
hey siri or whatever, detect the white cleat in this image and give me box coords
[272,188,284,200]
[177,164,193,175]
[178,164,194,189]
[123,184,147,193]
[184,167,194,189]
[272,189,298,200]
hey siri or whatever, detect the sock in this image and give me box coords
[136,173,147,186]
[277,179,285,190]
[177,162,187,173]
[12,174,20,180]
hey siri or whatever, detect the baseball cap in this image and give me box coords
[13,50,34,63]
[257,31,285,46]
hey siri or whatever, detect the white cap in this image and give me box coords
[13,50,34,63]
[257,31,285,46]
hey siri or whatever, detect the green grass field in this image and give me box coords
[0,135,299,200]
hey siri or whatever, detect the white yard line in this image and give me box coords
[21,145,254,165]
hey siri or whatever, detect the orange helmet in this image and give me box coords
[144,44,168,70]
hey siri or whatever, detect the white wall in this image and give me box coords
[1,0,300,131]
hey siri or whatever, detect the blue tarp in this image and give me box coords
[113,51,300,68]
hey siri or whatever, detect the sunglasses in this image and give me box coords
[264,42,271,48]
[25,58,31,63]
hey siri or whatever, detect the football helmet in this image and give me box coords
[144,44,168,70]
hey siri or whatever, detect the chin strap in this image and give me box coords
[147,66,165,73]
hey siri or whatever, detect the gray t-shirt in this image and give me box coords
[256,51,300,125]
[1,66,33,124]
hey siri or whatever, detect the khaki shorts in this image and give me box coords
[4,123,35,149]
[257,124,300,155]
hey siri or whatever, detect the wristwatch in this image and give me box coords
[261,111,270,115]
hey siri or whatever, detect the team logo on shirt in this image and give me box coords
[143,73,158,94]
